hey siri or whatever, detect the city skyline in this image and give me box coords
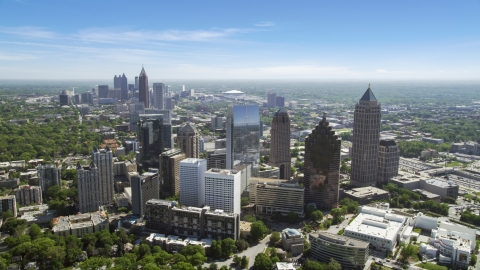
[1,0,479,80]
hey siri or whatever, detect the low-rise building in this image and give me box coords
[281,228,304,255]
[18,204,56,225]
[310,232,370,269]
[340,187,390,205]
[52,211,108,237]
[0,178,20,189]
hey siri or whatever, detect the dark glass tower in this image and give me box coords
[121,73,128,100]
[139,67,149,108]
[270,108,291,180]
[304,113,341,209]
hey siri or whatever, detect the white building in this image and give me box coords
[180,158,207,207]
[92,146,114,205]
[77,162,101,213]
[430,223,474,268]
[204,168,241,214]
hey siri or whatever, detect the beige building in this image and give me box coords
[249,178,304,217]
[281,228,304,255]
[160,149,186,198]
[269,109,291,180]
[77,162,101,213]
[15,185,42,206]
[53,211,109,238]
[177,123,200,159]
[377,139,400,186]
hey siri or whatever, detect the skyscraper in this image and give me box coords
[160,149,186,198]
[114,75,120,89]
[270,108,291,180]
[77,162,101,213]
[178,123,200,159]
[276,96,285,107]
[267,92,277,108]
[226,104,261,177]
[59,90,69,106]
[377,139,400,186]
[138,114,173,166]
[131,170,159,217]
[303,113,341,209]
[350,85,381,187]
[134,76,139,90]
[92,146,114,205]
[204,168,242,214]
[139,67,149,108]
[37,164,60,196]
[179,158,207,207]
[152,83,165,109]
[121,73,129,100]
[98,85,109,98]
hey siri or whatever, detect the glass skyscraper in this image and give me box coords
[226,104,261,177]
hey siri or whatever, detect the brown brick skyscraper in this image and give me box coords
[303,113,341,209]
[269,108,291,180]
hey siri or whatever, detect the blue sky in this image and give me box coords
[0,0,479,80]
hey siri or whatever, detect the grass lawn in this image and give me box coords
[415,262,452,270]
[445,161,463,167]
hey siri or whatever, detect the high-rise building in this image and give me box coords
[59,90,69,106]
[270,108,291,180]
[350,85,381,187]
[226,104,261,176]
[131,170,159,217]
[160,149,186,198]
[135,76,139,89]
[204,168,242,214]
[179,158,207,207]
[37,164,60,196]
[377,139,400,186]
[121,73,129,100]
[81,92,93,104]
[152,83,165,109]
[303,113,341,209]
[0,195,17,217]
[165,96,174,110]
[114,75,120,89]
[207,149,227,170]
[138,114,173,167]
[211,116,226,131]
[267,92,277,108]
[92,146,114,205]
[15,185,42,206]
[77,162,101,213]
[178,123,200,159]
[98,85,109,98]
[276,96,285,107]
[139,67,149,108]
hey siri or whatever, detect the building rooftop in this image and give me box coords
[343,187,389,197]
[206,168,240,176]
[359,85,377,102]
[423,178,458,188]
[146,199,176,207]
[282,228,302,239]
[223,90,244,94]
[314,231,370,249]
[276,262,295,270]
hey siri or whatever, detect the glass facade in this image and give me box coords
[226,104,261,176]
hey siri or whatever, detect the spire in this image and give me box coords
[360,84,377,102]
[140,66,147,77]
[322,112,327,122]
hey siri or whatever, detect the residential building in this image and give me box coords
[145,199,176,232]
[202,208,239,240]
[207,149,227,170]
[269,108,291,180]
[138,67,149,108]
[204,168,242,214]
[226,104,261,176]
[92,146,114,205]
[281,228,304,255]
[178,123,200,159]
[303,113,341,209]
[180,158,207,207]
[249,178,304,217]
[0,178,20,189]
[351,85,381,187]
[15,185,42,206]
[310,232,370,269]
[131,170,159,217]
[275,96,285,107]
[77,162,101,213]
[267,92,276,108]
[153,83,165,109]
[377,139,400,186]
[52,211,108,238]
[0,195,17,217]
[37,164,60,196]
[160,149,186,198]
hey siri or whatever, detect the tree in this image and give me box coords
[287,211,299,224]
[303,259,325,270]
[241,256,248,268]
[143,263,161,270]
[254,253,272,270]
[270,232,281,245]
[235,239,249,251]
[28,223,42,240]
[138,243,152,259]
[306,204,317,218]
[244,214,256,222]
[471,254,477,266]
[251,221,268,241]
[79,257,112,270]
[241,197,249,206]
[400,243,417,262]
[172,262,195,270]
[310,210,324,222]
[209,263,218,270]
[2,210,13,221]
[221,238,236,258]
[326,258,342,270]
[211,240,222,259]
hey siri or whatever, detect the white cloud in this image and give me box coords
[0,51,36,61]
[0,26,56,39]
[375,69,387,73]
[255,22,275,27]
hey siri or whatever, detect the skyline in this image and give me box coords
[0,0,479,80]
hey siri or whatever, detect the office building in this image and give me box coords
[207,149,227,170]
[289,101,297,109]
[37,164,60,196]
[340,186,390,205]
[77,162,101,213]
[430,223,474,268]
[52,211,108,238]
[350,85,381,187]
[138,67,149,108]
[211,116,225,131]
[98,85,109,98]
[0,195,17,217]
[276,96,285,107]
[59,90,69,106]
[121,73,128,100]
[178,123,200,159]
[267,92,277,108]
[81,92,93,104]
[114,75,120,89]
[204,168,242,214]
[377,139,400,186]
[303,113,341,209]
[281,228,304,255]
[165,96,174,110]
[269,108,291,180]
[138,114,173,167]
[310,232,370,269]
[15,185,42,206]
[160,149,186,198]
[134,76,139,89]
[226,104,261,176]
[74,94,80,104]
[389,172,459,199]
[131,171,159,217]
[153,83,165,109]
[92,146,114,205]
[180,158,207,207]
[249,178,304,217]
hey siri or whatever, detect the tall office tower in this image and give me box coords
[166,85,171,95]
[276,96,285,107]
[134,76,139,89]
[59,90,69,106]
[0,195,17,217]
[204,168,242,214]
[77,162,101,213]
[37,164,60,196]
[207,149,227,170]
[179,158,207,207]
[226,104,261,177]
[114,75,120,89]
[74,94,80,104]
[160,149,186,198]
[267,92,277,108]
[98,85,109,98]
[138,114,172,166]
[152,83,165,109]
[377,139,400,186]
[139,67,149,108]
[128,84,134,91]
[15,185,42,206]
[131,171,159,217]
[350,85,381,187]
[178,123,200,159]
[92,146,114,205]
[165,96,174,110]
[303,113,341,209]
[81,92,93,104]
[270,108,291,180]
[211,116,226,131]
[121,73,129,100]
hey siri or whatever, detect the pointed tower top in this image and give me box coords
[76,162,82,170]
[322,112,327,121]
[360,84,377,102]
[140,66,147,77]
